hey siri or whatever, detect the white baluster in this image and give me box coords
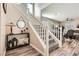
[53,26,55,35]
[41,26,43,40]
[59,27,63,47]
[56,27,58,38]
[57,27,59,40]
[56,27,57,38]
[43,29,45,43]
[40,26,42,39]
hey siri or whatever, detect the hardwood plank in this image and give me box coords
[6,45,41,56]
[50,41,79,56]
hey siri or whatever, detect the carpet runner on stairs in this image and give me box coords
[49,35,59,53]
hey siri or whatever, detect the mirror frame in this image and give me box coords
[16,20,26,29]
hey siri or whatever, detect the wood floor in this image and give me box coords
[50,42,79,56]
[50,48,73,56]
[6,45,42,56]
[50,47,79,56]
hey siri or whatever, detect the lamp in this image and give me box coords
[6,22,15,34]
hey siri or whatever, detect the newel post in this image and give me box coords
[59,26,63,47]
[45,25,49,56]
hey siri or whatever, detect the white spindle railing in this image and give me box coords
[28,12,63,55]
[15,3,63,54]
[28,12,63,54]
[45,26,49,56]
[48,22,63,47]
[48,23,62,40]
[59,27,63,47]
[32,24,47,44]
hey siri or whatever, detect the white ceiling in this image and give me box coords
[20,3,50,10]
[36,3,50,9]
[42,3,79,22]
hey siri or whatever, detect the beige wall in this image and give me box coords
[0,3,6,56]
[35,4,41,21]
[0,3,29,55]
[6,4,28,34]
[62,18,79,34]
[6,4,45,55]
[28,23,45,55]
[0,3,1,55]
[0,3,46,55]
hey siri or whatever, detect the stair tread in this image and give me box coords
[49,43,59,53]
[49,42,58,48]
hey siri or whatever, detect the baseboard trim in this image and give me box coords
[3,50,6,56]
[30,44,45,56]
[1,50,6,56]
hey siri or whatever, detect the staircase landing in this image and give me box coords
[6,45,41,56]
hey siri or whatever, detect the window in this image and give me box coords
[27,3,34,15]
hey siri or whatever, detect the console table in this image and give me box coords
[6,33,30,50]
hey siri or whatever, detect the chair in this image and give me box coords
[64,30,75,39]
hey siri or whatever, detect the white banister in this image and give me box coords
[28,22,46,55]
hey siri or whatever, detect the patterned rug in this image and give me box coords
[50,39,79,56]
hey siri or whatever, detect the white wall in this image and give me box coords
[6,4,28,34]
[37,3,50,10]
[62,18,79,34]
[7,4,27,25]
[0,3,1,55]
[42,17,60,27]
[0,3,49,56]
[42,3,79,22]
[6,4,45,55]
[28,23,45,55]
[0,4,6,56]
[0,4,29,55]
[35,4,41,21]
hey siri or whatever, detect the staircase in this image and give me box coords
[49,34,59,53]
[12,4,63,56]
[28,13,61,55]
[45,21,63,53]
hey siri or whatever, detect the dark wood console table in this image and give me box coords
[6,33,30,50]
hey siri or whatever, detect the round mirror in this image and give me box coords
[16,20,26,29]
